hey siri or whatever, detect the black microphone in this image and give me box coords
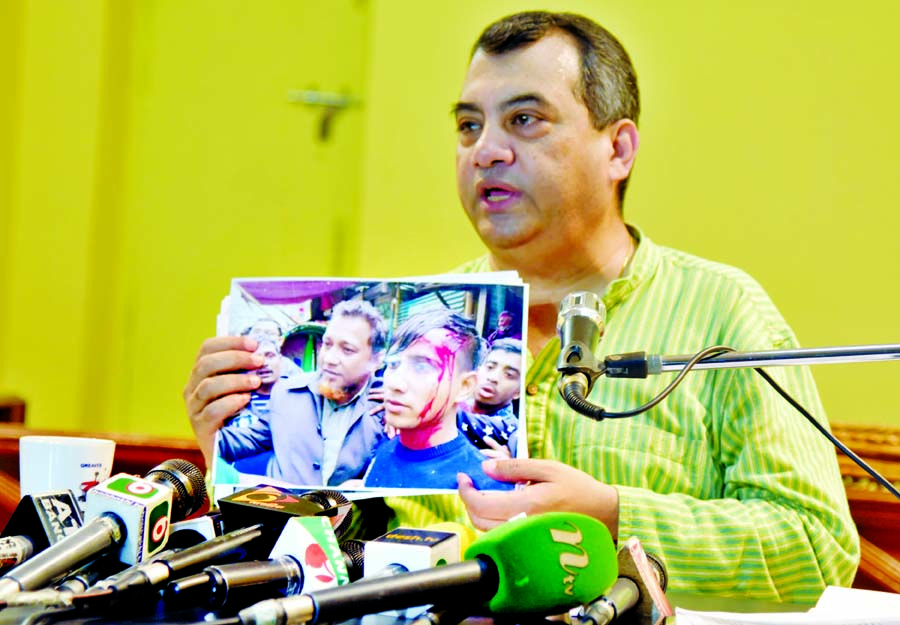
[236,512,619,625]
[0,549,176,610]
[80,523,266,602]
[0,490,84,571]
[163,537,365,610]
[217,486,354,557]
[557,291,607,412]
[0,459,206,598]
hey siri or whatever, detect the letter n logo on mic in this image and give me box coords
[85,474,174,565]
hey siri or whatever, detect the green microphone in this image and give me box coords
[236,511,618,625]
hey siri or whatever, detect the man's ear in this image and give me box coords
[607,119,639,183]
[453,370,478,404]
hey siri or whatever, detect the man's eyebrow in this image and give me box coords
[452,93,550,117]
[500,93,547,111]
[452,101,480,117]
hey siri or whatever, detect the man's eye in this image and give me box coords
[512,113,536,126]
[342,347,357,355]
[457,119,481,134]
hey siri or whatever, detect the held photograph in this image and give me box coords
[212,275,527,496]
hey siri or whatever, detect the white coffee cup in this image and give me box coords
[19,436,116,501]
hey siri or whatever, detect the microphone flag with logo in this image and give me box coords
[0,490,83,568]
[85,459,206,565]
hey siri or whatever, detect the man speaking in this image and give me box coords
[184,10,858,602]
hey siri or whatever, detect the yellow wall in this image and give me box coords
[1,1,106,429]
[0,0,23,384]
[1,0,370,435]
[1,1,897,438]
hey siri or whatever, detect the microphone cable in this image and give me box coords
[751,366,900,502]
[565,343,900,503]
[561,345,734,420]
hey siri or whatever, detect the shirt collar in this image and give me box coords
[601,223,660,314]
[456,223,660,316]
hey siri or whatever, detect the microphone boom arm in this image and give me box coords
[607,343,900,377]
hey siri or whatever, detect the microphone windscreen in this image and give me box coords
[338,540,365,582]
[295,490,353,538]
[465,512,617,614]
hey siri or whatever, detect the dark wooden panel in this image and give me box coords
[0,397,25,424]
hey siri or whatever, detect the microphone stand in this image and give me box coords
[557,341,900,499]
[558,342,900,409]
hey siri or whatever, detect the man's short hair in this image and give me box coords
[331,299,388,353]
[473,11,640,202]
[241,317,283,339]
[390,309,485,372]
[489,337,522,357]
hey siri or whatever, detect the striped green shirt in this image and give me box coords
[387,225,859,603]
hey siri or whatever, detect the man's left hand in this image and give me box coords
[457,458,619,539]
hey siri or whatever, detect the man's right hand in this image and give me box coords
[183,336,263,467]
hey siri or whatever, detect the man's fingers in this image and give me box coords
[196,335,256,358]
[185,350,262,400]
[458,471,528,528]
[195,392,252,430]
[481,458,566,483]
[193,349,263,381]
[187,372,260,418]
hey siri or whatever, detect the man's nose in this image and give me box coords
[473,124,514,169]
[383,367,406,392]
[320,346,339,365]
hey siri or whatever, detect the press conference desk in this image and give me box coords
[0,592,813,625]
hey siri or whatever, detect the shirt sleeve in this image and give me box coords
[217,414,274,462]
[616,285,859,603]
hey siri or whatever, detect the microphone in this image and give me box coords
[363,526,466,619]
[163,518,366,610]
[0,548,173,610]
[81,523,266,601]
[0,459,206,598]
[218,487,353,533]
[574,537,671,625]
[0,490,84,570]
[236,511,619,625]
[85,458,207,564]
[84,488,356,607]
[557,292,606,400]
[165,512,225,550]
